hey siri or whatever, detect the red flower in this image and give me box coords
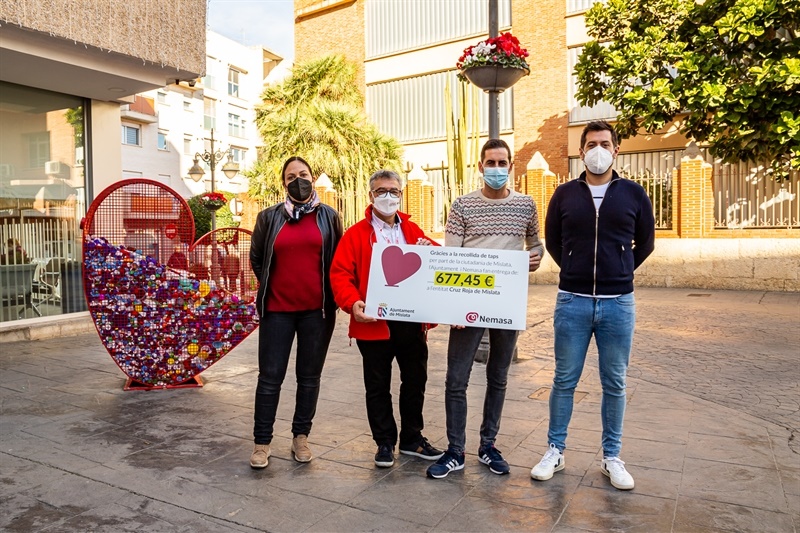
[456,32,530,81]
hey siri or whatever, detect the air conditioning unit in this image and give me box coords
[45,161,62,175]
[0,164,13,178]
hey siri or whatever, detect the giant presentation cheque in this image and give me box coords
[364,243,530,331]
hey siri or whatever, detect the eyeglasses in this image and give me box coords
[371,188,402,198]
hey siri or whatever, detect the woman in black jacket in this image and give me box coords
[248,156,343,468]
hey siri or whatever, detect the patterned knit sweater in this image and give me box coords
[444,189,544,255]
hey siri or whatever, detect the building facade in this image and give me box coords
[295,0,693,181]
[120,31,283,199]
[0,0,206,327]
[294,0,799,290]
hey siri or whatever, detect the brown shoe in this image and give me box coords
[250,444,270,469]
[292,435,313,463]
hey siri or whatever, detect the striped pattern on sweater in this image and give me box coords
[445,190,541,251]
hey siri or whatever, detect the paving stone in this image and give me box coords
[673,494,795,533]
[680,457,788,512]
[1,286,797,532]
[433,495,558,532]
[558,485,676,532]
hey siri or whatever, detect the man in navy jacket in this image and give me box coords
[531,120,655,490]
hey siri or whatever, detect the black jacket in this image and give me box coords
[545,171,655,295]
[250,202,343,317]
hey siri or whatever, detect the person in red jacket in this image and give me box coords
[330,169,443,468]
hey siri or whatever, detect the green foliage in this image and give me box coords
[249,55,403,226]
[575,0,800,178]
[187,191,237,241]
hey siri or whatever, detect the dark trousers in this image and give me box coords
[445,326,519,454]
[253,309,336,445]
[356,321,428,447]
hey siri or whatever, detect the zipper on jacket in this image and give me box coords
[580,176,619,296]
[593,209,599,295]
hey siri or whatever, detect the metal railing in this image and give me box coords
[713,165,799,229]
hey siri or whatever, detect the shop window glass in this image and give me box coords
[0,81,88,323]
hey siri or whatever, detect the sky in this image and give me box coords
[207,0,295,63]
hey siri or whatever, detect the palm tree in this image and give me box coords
[248,55,403,226]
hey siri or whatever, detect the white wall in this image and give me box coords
[119,31,280,199]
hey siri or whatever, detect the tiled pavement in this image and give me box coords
[1,285,798,532]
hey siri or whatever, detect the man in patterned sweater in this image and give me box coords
[427,138,544,479]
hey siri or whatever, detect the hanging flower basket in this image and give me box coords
[457,32,530,92]
[461,65,529,93]
[200,192,227,211]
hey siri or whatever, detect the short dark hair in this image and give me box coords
[281,156,313,181]
[580,121,619,149]
[480,138,512,163]
[368,169,402,190]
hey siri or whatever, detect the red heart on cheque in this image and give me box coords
[81,179,259,387]
[381,245,422,287]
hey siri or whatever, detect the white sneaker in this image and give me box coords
[601,457,635,490]
[530,443,565,480]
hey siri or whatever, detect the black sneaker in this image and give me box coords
[374,444,394,468]
[426,449,465,479]
[399,436,444,460]
[478,444,510,475]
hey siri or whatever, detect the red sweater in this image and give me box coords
[330,206,437,340]
[266,212,323,312]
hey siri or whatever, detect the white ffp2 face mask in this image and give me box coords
[373,195,400,217]
[583,146,614,175]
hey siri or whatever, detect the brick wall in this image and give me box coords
[294,0,365,97]
[405,177,435,234]
[511,1,569,178]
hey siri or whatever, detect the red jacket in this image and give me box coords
[330,205,437,340]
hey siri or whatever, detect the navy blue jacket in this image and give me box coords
[545,171,655,295]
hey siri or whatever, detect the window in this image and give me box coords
[228,68,240,97]
[366,71,513,143]
[183,100,192,111]
[567,0,603,15]
[26,132,51,168]
[204,98,216,131]
[230,147,247,164]
[568,46,617,124]
[228,113,245,138]
[203,59,217,91]
[184,137,192,155]
[157,131,168,151]
[0,81,87,323]
[366,0,511,58]
[157,91,168,104]
[122,124,140,146]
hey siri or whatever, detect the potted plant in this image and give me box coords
[457,32,530,92]
[200,191,227,211]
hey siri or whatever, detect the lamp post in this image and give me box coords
[488,0,499,139]
[187,128,239,231]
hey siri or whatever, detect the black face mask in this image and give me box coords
[287,178,313,203]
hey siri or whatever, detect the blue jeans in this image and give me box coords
[253,310,336,444]
[445,327,519,455]
[548,292,636,457]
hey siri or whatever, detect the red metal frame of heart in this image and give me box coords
[82,179,260,390]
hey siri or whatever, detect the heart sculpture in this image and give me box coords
[82,179,259,388]
[381,245,422,287]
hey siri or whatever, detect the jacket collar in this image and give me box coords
[577,169,622,183]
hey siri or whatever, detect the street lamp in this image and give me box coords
[187,128,239,231]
